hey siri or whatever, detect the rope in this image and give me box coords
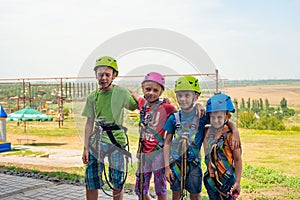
[137,133,144,200]
[101,145,129,198]
[180,135,188,200]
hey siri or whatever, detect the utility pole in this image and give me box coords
[58,78,64,127]
[215,69,219,93]
[22,79,26,108]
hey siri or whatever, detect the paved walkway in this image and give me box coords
[0,145,155,199]
[0,173,137,200]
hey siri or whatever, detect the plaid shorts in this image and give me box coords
[85,142,125,190]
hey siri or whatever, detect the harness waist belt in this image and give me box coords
[100,124,131,158]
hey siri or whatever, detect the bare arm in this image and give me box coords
[82,117,94,164]
[172,107,178,113]
[227,121,241,149]
[194,102,206,118]
[128,89,139,102]
[164,132,174,183]
[230,148,242,195]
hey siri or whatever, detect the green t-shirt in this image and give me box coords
[82,86,138,146]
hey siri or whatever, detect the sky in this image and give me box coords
[0,0,300,80]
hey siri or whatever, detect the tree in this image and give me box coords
[265,98,270,111]
[240,98,245,110]
[280,97,287,109]
[259,98,263,110]
[247,98,251,111]
[251,99,259,113]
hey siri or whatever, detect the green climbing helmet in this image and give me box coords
[175,76,201,94]
[94,56,119,76]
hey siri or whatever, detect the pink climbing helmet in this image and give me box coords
[142,72,165,90]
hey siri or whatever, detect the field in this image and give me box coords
[224,81,300,106]
[1,81,300,199]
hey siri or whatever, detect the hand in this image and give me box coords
[82,149,89,164]
[162,97,171,104]
[165,167,174,184]
[128,89,139,102]
[194,102,206,118]
[229,183,240,199]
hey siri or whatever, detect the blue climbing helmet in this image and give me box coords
[206,93,235,113]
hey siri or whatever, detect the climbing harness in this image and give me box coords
[89,117,131,197]
[205,128,236,200]
[137,100,163,200]
[172,112,199,200]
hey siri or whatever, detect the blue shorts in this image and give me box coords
[170,162,202,194]
[203,173,235,200]
[85,142,125,190]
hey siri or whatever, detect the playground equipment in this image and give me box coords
[0,105,11,152]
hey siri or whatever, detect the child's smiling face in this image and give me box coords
[176,91,196,112]
[95,67,116,90]
[142,81,163,103]
[209,111,227,129]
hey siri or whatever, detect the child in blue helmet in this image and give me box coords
[203,93,242,200]
[164,77,241,200]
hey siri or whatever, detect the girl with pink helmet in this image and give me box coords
[132,72,205,200]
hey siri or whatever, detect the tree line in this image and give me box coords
[236,97,295,130]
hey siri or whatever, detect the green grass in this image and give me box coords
[0,165,85,182]
[7,122,77,137]
[240,128,300,176]
[1,149,46,157]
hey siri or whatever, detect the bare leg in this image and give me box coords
[190,193,201,200]
[86,189,98,200]
[143,193,151,200]
[113,188,124,200]
[172,191,181,200]
[158,194,168,200]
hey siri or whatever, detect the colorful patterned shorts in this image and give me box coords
[134,151,168,197]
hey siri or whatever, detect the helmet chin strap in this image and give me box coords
[148,98,160,104]
[187,103,194,110]
[99,81,113,91]
[189,93,197,110]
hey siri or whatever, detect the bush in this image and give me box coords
[291,126,300,131]
[239,111,256,128]
[63,107,70,116]
[254,115,285,130]
[238,111,285,130]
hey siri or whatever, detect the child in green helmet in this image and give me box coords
[203,93,242,200]
[164,76,241,200]
[81,56,138,200]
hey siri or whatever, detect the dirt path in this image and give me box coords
[0,146,83,168]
